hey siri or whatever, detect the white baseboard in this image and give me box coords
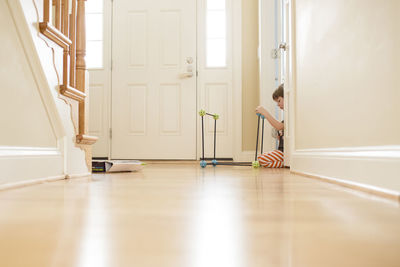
[291,146,400,199]
[66,172,91,179]
[0,146,64,186]
[0,175,66,191]
[0,146,61,157]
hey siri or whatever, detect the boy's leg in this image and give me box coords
[258,150,284,168]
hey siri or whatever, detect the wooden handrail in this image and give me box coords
[39,22,71,49]
[60,85,86,102]
[76,135,98,145]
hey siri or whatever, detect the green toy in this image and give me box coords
[252,161,260,168]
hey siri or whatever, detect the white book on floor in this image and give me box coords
[105,160,145,172]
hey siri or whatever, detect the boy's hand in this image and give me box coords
[255,106,267,116]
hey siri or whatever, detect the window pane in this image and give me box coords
[86,13,103,41]
[206,39,226,67]
[87,41,103,68]
[207,0,225,10]
[86,0,103,13]
[207,10,226,39]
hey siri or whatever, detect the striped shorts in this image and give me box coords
[257,150,284,168]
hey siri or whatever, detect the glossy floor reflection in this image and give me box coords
[0,163,399,267]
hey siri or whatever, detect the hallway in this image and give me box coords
[0,163,399,267]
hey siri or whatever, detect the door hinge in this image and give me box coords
[196,70,198,77]
[109,128,112,139]
[271,48,279,59]
[111,59,113,71]
[279,42,288,51]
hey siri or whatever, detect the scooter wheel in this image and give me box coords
[200,160,207,168]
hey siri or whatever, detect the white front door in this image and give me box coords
[111,0,197,159]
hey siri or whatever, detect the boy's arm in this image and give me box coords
[255,106,284,131]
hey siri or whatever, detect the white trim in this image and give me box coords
[0,175,66,191]
[0,146,61,157]
[291,146,400,194]
[283,0,296,167]
[0,154,64,185]
[295,146,400,159]
[291,170,400,201]
[66,173,92,179]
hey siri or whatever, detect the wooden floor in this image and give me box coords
[0,163,399,267]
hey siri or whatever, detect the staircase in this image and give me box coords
[39,0,98,164]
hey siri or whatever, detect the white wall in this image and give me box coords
[0,0,90,187]
[295,0,400,149]
[242,0,260,151]
[291,0,400,193]
[1,0,56,148]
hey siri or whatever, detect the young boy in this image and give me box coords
[255,84,284,168]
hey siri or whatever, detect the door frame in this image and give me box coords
[282,0,296,167]
[258,0,296,166]
[90,0,245,160]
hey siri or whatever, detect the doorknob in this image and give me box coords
[180,64,194,78]
[180,72,194,78]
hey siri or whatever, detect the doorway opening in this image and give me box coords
[87,0,238,160]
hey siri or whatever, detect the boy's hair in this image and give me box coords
[272,84,284,100]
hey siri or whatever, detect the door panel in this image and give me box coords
[112,0,197,159]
